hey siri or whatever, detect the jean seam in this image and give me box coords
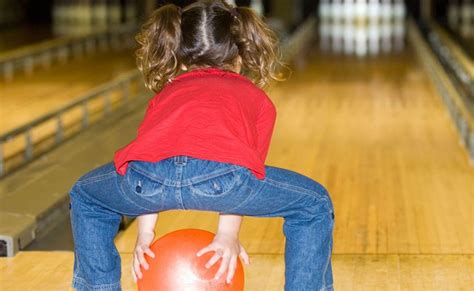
[130,163,241,187]
[76,170,116,185]
[265,177,329,202]
[321,220,334,289]
[71,186,147,217]
[189,170,241,198]
[186,166,241,186]
[73,274,120,290]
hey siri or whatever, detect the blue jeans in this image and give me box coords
[69,155,335,291]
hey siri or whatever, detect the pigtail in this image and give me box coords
[230,7,286,88]
[135,4,182,93]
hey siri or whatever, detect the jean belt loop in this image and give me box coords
[174,155,187,165]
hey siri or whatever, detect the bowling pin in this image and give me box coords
[381,18,392,53]
[319,0,331,22]
[331,0,344,24]
[355,0,368,25]
[393,20,405,52]
[320,16,331,51]
[331,18,344,53]
[380,0,392,24]
[343,20,355,55]
[393,0,406,22]
[355,24,368,57]
[392,0,405,52]
[251,0,264,16]
[368,21,380,55]
[343,0,355,25]
[368,0,381,25]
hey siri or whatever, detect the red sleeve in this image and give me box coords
[255,99,277,163]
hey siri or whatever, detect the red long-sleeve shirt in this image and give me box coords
[114,67,276,180]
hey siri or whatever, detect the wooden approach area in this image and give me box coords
[1,44,473,290]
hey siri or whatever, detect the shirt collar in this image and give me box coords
[172,67,251,83]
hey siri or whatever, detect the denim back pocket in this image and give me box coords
[122,164,165,197]
[190,169,241,197]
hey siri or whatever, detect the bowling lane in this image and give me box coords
[110,45,474,256]
[272,48,473,255]
[0,49,136,135]
[2,251,472,290]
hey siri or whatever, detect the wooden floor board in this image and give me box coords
[1,252,472,290]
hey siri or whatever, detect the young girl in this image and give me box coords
[68,1,335,290]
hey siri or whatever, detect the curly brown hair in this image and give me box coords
[135,0,285,93]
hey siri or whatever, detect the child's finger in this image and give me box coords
[144,247,155,258]
[214,254,230,280]
[137,249,149,270]
[226,255,237,283]
[197,244,213,257]
[133,257,143,279]
[239,246,250,265]
[205,250,222,269]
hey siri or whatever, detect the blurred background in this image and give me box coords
[0,1,473,290]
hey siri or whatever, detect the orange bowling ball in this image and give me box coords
[137,229,245,291]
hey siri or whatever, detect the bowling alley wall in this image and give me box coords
[0,0,141,35]
[0,0,32,28]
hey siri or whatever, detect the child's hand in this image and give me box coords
[196,233,250,284]
[132,231,155,283]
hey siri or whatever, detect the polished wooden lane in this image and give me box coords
[1,41,473,290]
[0,49,136,135]
[1,252,472,290]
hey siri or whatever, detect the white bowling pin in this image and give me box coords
[355,24,368,57]
[380,0,392,24]
[331,19,344,53]
[319,0,331,21]
[251,0,264,16]
[368,0,381,25]
[343,0,355,25]
[331,0,344,24]
[355,0,368,25]
[320,18,331,51]
[368,21,380,55]
[393,20,405,52]
[343,21,355,55]
[393,0,406,22]
[381,19,392,53]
